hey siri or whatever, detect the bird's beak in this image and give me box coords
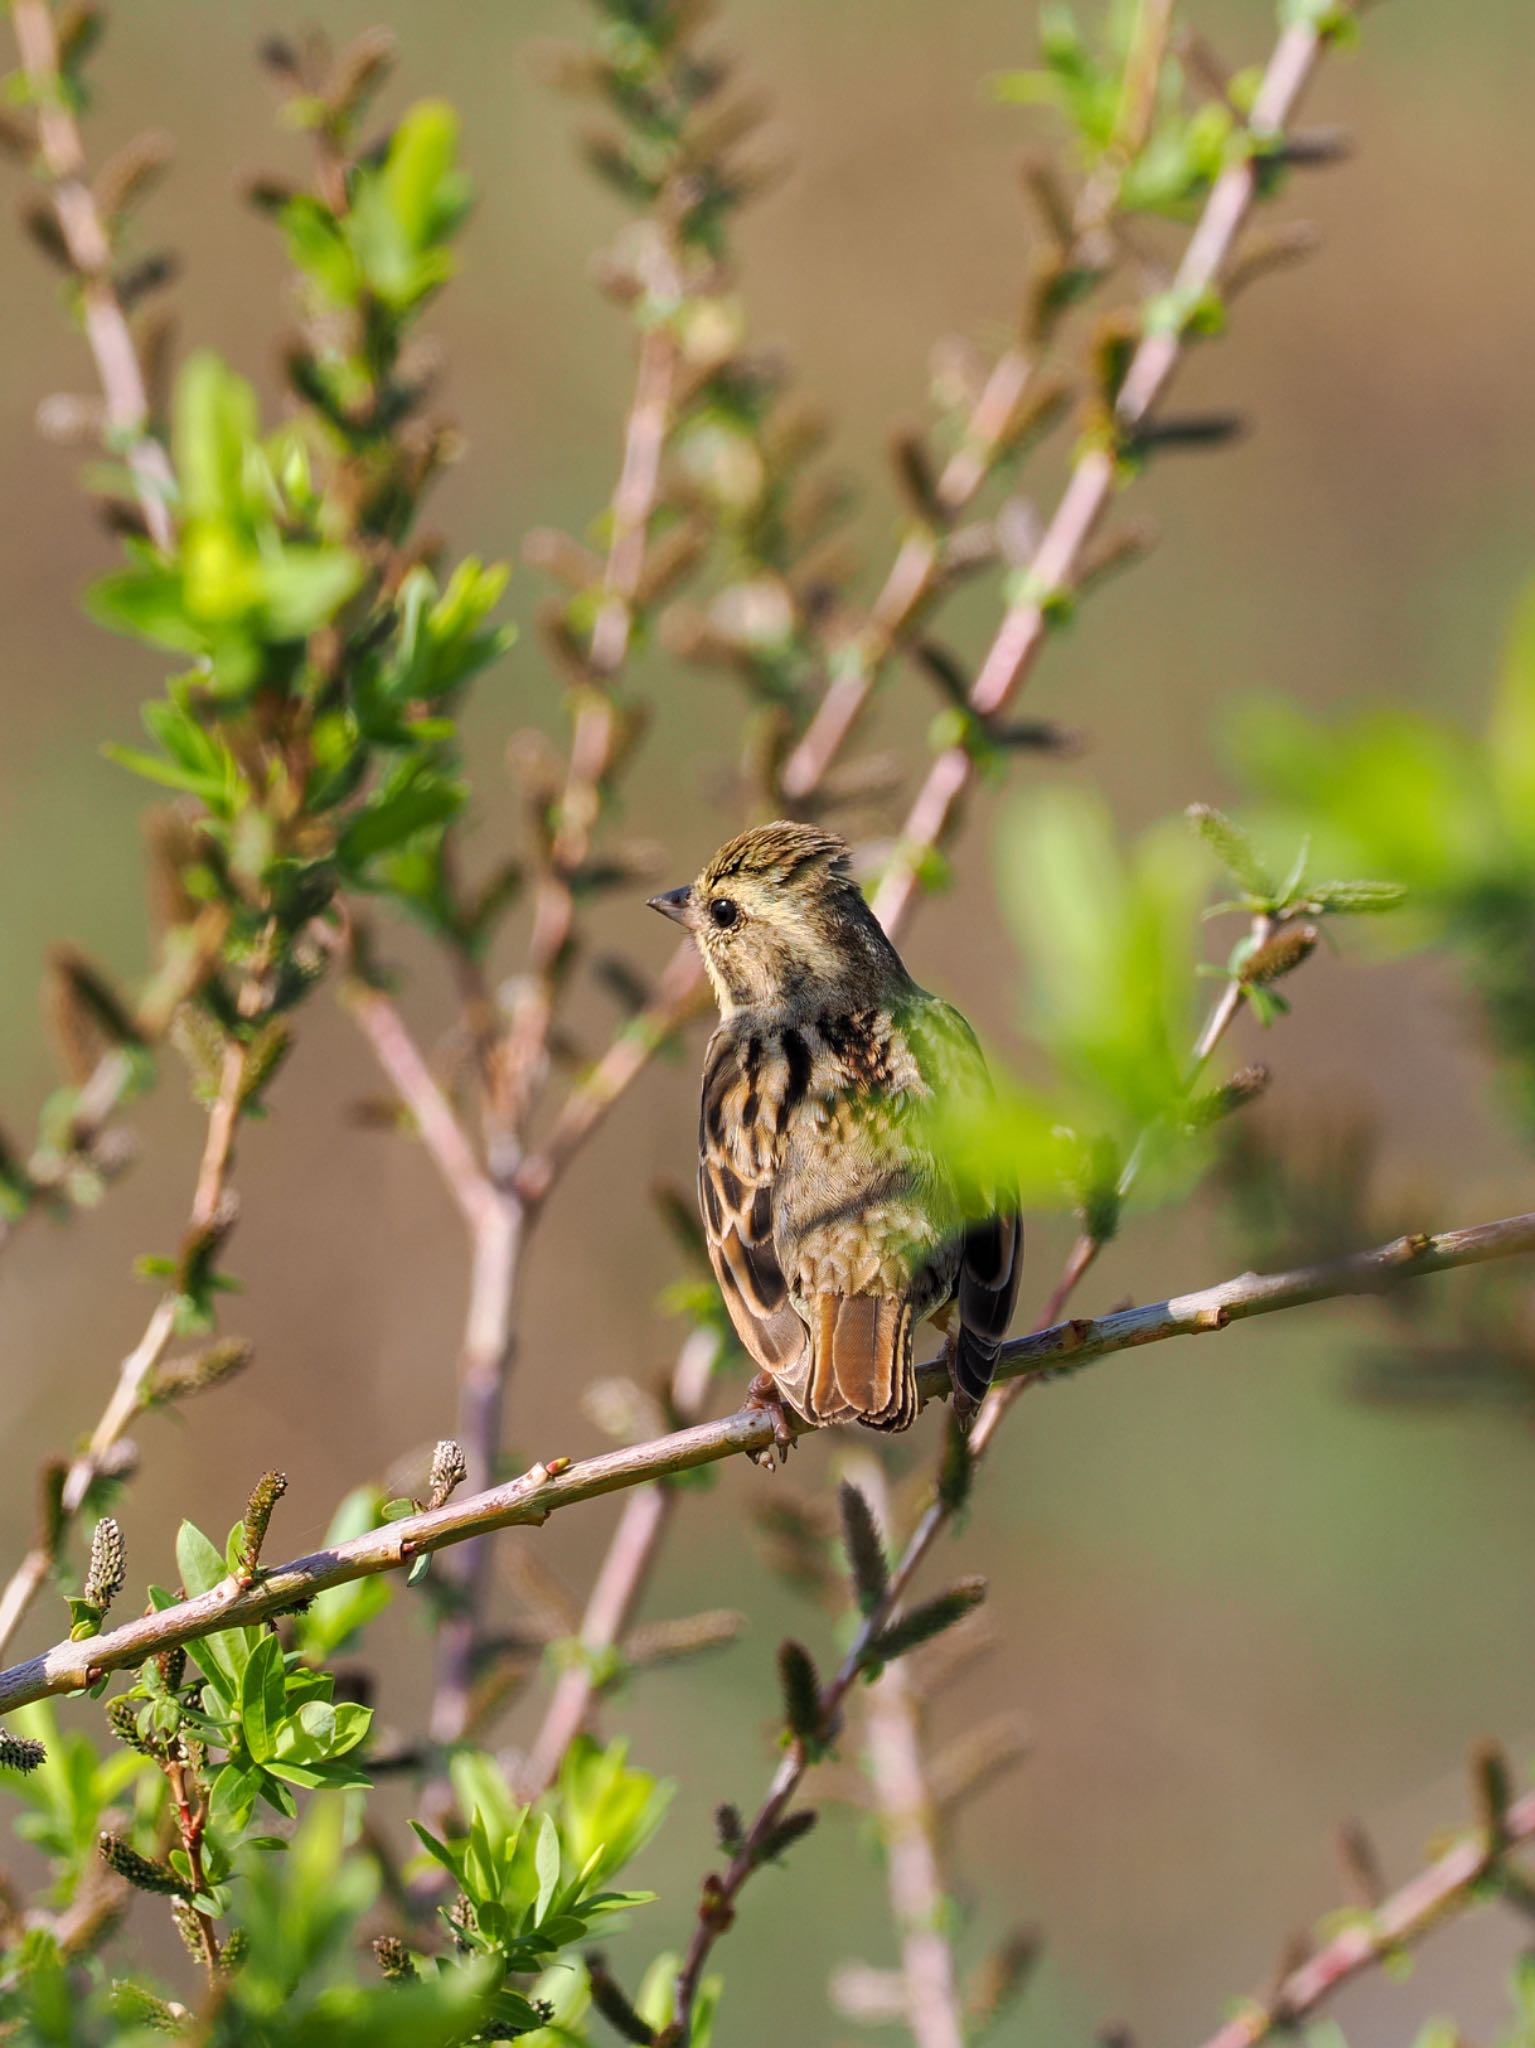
[647,884,693,927]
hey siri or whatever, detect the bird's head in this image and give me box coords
[648,821,909,1018]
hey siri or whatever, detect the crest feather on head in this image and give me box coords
[700,821,854,894]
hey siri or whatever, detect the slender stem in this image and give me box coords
[779,343,1038,804]
[500,322,680,1145]
[513,946,709,1205]
[164,1753,219,1975]
[430,1187,526,1746]
[1194,1792,1535,2048]
[416,288,682,1754]
[519,1328,718,1794]
[4,1208,1529,1715]
[9,0,175,548]
[870,13,1339,934]
[851,1457,965,2048]
[0,1042,249,1661]
[342,976,495,1230]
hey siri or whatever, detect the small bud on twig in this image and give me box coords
[929,1712,1033,1813]
[1335,1818,1385,1907]
[890,430,944,525]
[372,1934,416,1983]
[0,1731,47,1775]
[1185,1063,1272,1130]
[622,1610,745,1667]
[753,1807,818,1866]
[426,1440,468,1512]
[584,1953,657,2045]
[98,1832,187,1897]
[1472,1737,1512,1853]
[83,1517,126,1614]
[837,1479,889,1616]
[147,1338,254,1406]
[937,1408,974,1513]
[965,1927,1041,2030]
[170,1898,207,1960]
[106,1695,161,1760]
[240,1472,287,1580]
[776,1639,825,1745]
[863,1577,987,1669]
[1241,923,1319,986]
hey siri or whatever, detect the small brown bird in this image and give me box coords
[649,821,1021,1452]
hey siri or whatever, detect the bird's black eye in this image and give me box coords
[708,897,739,930]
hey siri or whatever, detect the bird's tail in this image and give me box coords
[807,1294,919,1432]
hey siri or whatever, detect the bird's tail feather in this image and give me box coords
[809,1294,918,1433]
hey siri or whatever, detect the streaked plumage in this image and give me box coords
[649,822,1021,1446]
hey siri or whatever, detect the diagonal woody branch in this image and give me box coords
[870,10,1342,932]
[849,1456,967,2048]
[1195,1789,1535,2048]
[0,1037,251,1662]
[3,1207,1532,1716]
[10,0,175,547]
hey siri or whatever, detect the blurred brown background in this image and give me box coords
[4,2,1535,2040]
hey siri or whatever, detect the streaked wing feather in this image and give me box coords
[699,1029,807,1380]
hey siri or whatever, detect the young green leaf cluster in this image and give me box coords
[1235,584,1535,1127]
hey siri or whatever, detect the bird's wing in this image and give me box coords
[698,1026,809,1379]
[908,998,1024,1420]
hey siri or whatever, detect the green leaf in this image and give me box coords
[533,1812,562,1922]
[450,1751,526,1852]
[210,1759,265,1828]
[240,1634,286,1763]
[88,562,205,657]
[261,544,364,639]
[280,194,361,306]
[1186,803,1273,898]
[176,1518,259,1693]
[409,1818,463,1884]
[327,1701,373,1757]
[176,351,259,521]
[338,762,465,872]
[347,100,471,314]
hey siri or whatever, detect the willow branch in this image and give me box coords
[0,1040,250,1661]
[0,1049,138,1266]
[777,339,1040,804]
[341,975,495,1231]
[499,320,680,1144]
[6,1210,1528,1711]
[666,1204,1533,2036]
[869,11,1340,933]
[9,0,175,547]
[1195,1791,1535,2048]
[424,268,686,1752]
[512,944,710,1205]
[850,1457,965,2048]
[519,1327,719,1795]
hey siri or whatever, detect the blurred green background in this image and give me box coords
[4,1,1535,2040]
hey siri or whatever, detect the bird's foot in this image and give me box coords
[745,1371,797,1468]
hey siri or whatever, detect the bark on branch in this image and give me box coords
[2,1208,1531,1716]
